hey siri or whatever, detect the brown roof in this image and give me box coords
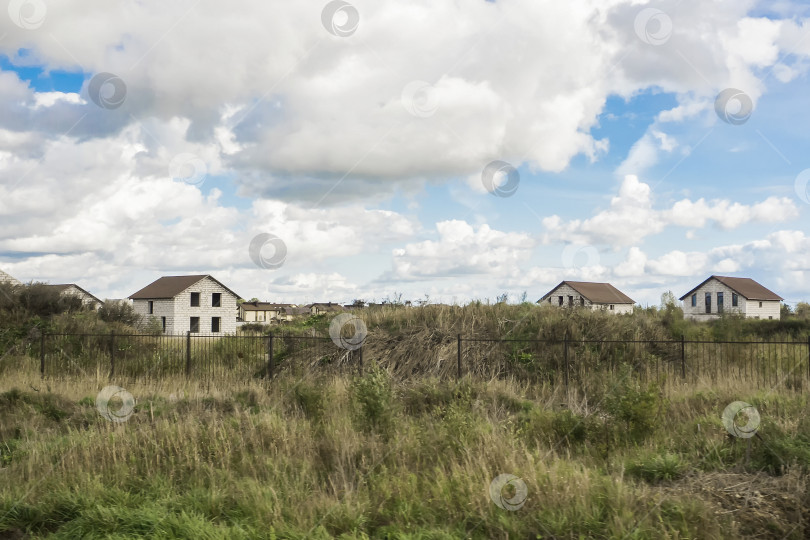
[679,276,783,301]
[45,284,103,305]
[240,302,295,311]
[129,275,241,300]
[539,281,635,304]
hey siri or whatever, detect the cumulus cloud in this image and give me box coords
[1,0,807,200]
[387,220,535,281]
[542,175,799,247]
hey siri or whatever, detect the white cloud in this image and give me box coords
[388,220,535,281]
[543,175,800,247]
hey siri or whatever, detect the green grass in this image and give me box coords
[1,365,808,539]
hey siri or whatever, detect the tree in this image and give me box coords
[660,291,677,310]
[795,302,810,319]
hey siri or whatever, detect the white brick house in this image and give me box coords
[538,281,635,314]
[0,269,21,286]
[679,276,783,320]
[44,284,104,309]
[129,275,241,334]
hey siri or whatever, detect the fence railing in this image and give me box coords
[23,331,810,392]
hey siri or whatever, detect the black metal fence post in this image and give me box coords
[457,334,462,380]
[563,333,569,390]
[358,345,364,374]
[681,335,686,379]
[109,331,115,378]
[267,333,274,379]
[40,331,45,378]
[185,331,191,376]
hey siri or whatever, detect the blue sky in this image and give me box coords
[1,0,809,307]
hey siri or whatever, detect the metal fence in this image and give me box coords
[458,336,810,392]
[30,331,810,392]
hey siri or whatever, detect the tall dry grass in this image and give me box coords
[1,360,808,538]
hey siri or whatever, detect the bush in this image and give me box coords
[603,375,664,442]
[351,364,395,436]
[98,301,141,327]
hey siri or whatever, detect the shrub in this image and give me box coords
[603,376,664,442]
[350,364,395,435]
[98,301,141,327]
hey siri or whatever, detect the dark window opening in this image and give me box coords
[212,317,221,332]
[705,293,712,314]
[759,301,763,308]
[567,295,573,307]
[717,292,724,313]
[732,293,738,307]
[190,317,200,333]
[609,304,614,310]
[691,294,696,307]
[558,296,563,306]
[212,293,221,307]
[148,300,154,314]
[161,317,166,332]
[190,292,200,307]
[580,297,585,306]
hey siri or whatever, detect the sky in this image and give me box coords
[1,0,810,307]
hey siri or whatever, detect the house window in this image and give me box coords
[190,292,200,307]
[580,297,585,306]
[190,317,200,333]
[558,296,563,306]
[212,293,221,307]
[717,292,724,313]
[212,317,221,332]
[769,316,773,320]
[732,293,738,307]
[691,294,696,307]
[161,316,166,332]
[568,295,573,307]
[548,297,551,303]
[705,293,712,314]
[148,300,154,314]
[759,301,763,308]
[610,304,614,310]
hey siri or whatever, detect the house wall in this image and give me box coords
[134,277,238,334]
[170,277,238,334]
[541,284,633,314]
[744,299,781,320]
[681,279,777,320]
[133,299,175,331]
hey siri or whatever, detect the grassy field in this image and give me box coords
[1,359,808,539]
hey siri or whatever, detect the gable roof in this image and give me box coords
[240,302,295,311]
[539,281,635,304]
[0,269,21,286]
[129,275,241,300]
[45,284,104,305]
[679,276,783,301]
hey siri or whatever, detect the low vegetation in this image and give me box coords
[0,366,807,538]
[1,287,809,537]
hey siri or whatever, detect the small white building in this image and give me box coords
[239,302,298,323]
[0,269,21,286]
[129,275,241,334]
[45,284,104,309]
[679,275,783,320]
[538,281,635,314]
